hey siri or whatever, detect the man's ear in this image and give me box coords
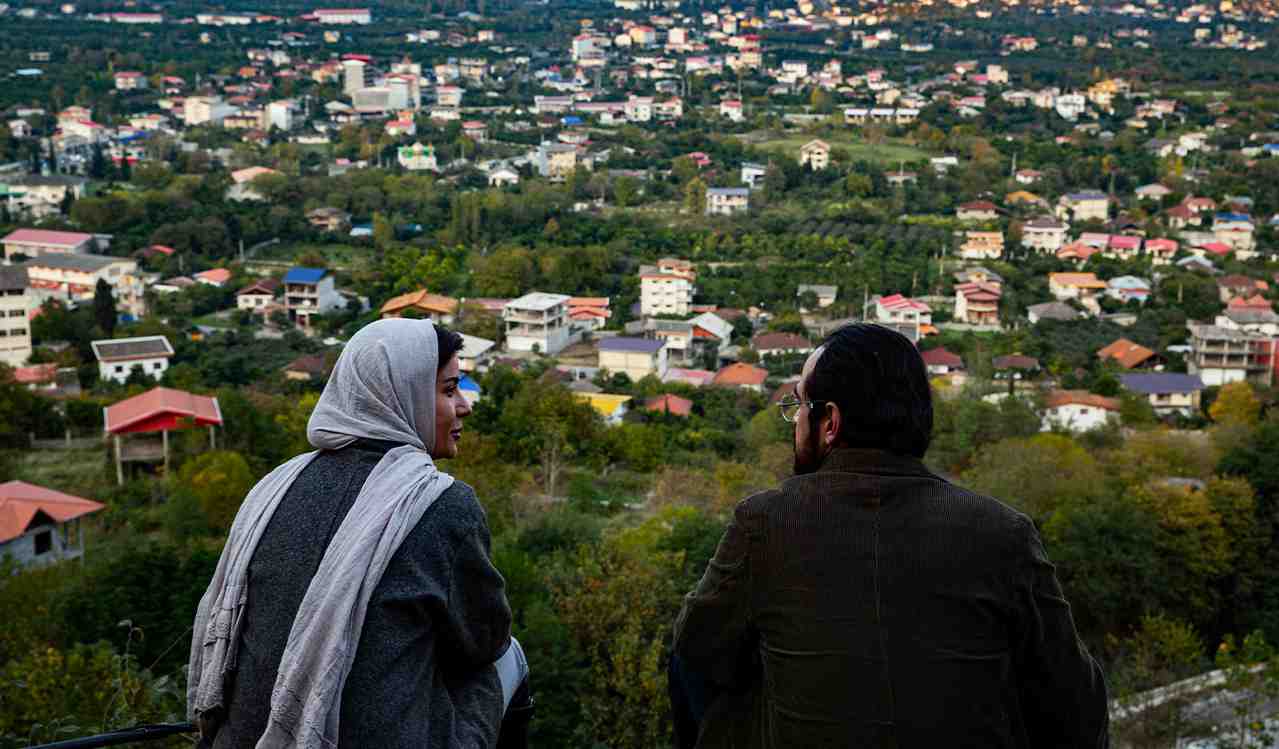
[823,402,841,448]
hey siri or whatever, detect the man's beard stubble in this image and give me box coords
[792,421,824,476]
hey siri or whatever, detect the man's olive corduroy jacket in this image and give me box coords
[673,448,1109,749]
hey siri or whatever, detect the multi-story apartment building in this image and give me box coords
[959,231,1005,260]
[955,282,1002,326]
[20,253,146,318]
[0,267,32,367]
[705,187,749,216]
[1021,217,1069,253]
[1056,191,1110,223]
[283,267,345,330]
[640,258,696,317]
[1186,323,1276,387]
[503,292,575,355]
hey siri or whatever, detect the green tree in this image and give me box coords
[175,450,255,532]
[1210,381,1260,428]
[963,433,1107,522]
[1109,614,1205,749]
[93,279,117,337]
[683,177,707,215]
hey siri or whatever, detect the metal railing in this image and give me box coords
[27,723,194,749]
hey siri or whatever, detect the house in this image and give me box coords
[1097,338,1162,370]
[751,332,812,358]
[503,292,575,355]
[920,347,965,375]
[959,231,1004,260]
[0,481,103,568]
[1219,296,1279,335]
[1120,372,1204,417]
[194,268,232,288]
[226,166,281,202]
[236,278,280,312]
[663,367,716,387]
[1135,183,1173,201]
[598,337,668,381]
[1145,238,1179,265]
[956,200,999,222]
[1042,390,1121,433]
[379,289,459,324]
[712,362,768,392]
[1027,301,1081,324]
[20,253,146,319]
[91,335,174,384]
[799,139,830,170]
[875,294,933,329]
[2,175,89,218]
[644,393,693,417]
[1056,191,1110,222]
[487,167,519,188]
[457,334,496,373]
[797,284,838,310]
[1107,276,1152,304]
[719,99,744,121]
[954,282,1002,325]
[2,228,96,261]
[1106,235,1143,261]
[741,162,768,189]
[283,267,345,330]
[553,298,605,332]
[0,267,32,367]
[283,354,330,381]
[535,142,584,180]
[640,258,696,317]
[574,392,632,426]
[1049,272,1107,302]
[1217,274,1269,303]
[1021,217,1069,253]
[1057,243,1100,265]
[398,143,439,172]
[307,207,351,232]
[1186,323,1275,386]
[706,187,750,216]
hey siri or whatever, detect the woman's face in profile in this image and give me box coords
[432,355,471,459]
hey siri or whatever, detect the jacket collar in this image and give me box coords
[816,448,940,480]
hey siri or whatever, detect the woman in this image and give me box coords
[188,318,528,748]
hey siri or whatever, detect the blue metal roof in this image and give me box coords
[599,337,665,354]
[1121,373,1204,395]
[284,267,327,284]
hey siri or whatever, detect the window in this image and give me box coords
[115,365,124,374]
[0,330,7,337]
[7,309,23,317]
[34,530,52,555]
[153,362,164,371]
[10,328,25,336]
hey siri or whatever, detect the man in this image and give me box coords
[672,323,1108,748]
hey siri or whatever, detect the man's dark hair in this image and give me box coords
[805,323,933,458]
[435,325,465,370]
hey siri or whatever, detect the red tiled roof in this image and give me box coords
[712,362,768,387]
[1044,389,1121,411]
[0,481,104,544]
[104,387,223,435]
[13,363,57,385]
[1097,338,1158,369]
[644,394,693,417]
[920,347,964,369]
[195,268,232,284]
[2,228,94,247]
[751,332,811,351]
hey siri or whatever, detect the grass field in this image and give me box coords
[256,242,378,271]
[737,131,930,165]
[7,447,113,498]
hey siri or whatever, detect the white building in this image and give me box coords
[342,60,366,96]
[503,292,575,355]
[315,8,371,24]
[19,253,146,318]
[0,268,32,367]
[706,187,749,216]
[2,228,96,260]
[91,335,174,383]
[183,96,237,126]
[640,258,696,317]
[267,100,294,131]
[598,337,668,381]
[1042,390,1121,432]
[1021,217,1070,253]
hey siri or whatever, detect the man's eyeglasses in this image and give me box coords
[777,396,826,423]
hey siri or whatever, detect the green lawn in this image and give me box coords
[256,242,377,271]
[737,131,930,165]
[6,447,114,499]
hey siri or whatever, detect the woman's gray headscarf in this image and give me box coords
[188,318,456,748]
